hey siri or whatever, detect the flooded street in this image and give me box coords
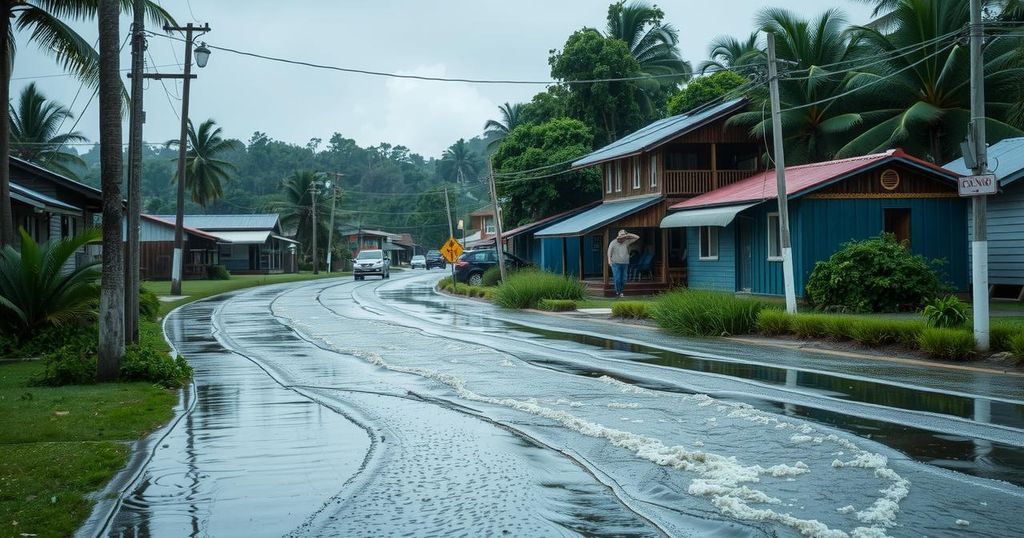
[89,272,1024,537]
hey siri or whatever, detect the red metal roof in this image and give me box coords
[671,149,957,210]
[142,214,222,242]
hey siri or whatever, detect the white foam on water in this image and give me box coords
[608,402,640,409]
[955,519,970,526]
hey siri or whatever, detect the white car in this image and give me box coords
[353,249,390,280]
[410,255,426,269]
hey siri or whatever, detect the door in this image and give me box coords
[738,217,753,292]
[249,245,259,271]
[884,208,911,247]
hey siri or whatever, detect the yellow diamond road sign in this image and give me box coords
[440,237,463,264]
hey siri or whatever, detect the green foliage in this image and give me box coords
[667,71,748,115]
[492,270,586,309]
[0,323,96,359]
[167,119,244,207]
[120,347,192,389]
[438,138,482,183]
[847,318,924,347]
[138,287,161,322]
[492,118,601,227]
[611,301,651,319]
[755,309,792,335]
[538,299,578,312]
[990,321,1023,353]
[9,83,87,178]
[917,328,976,361]
[206,264,231,280]
[1009,333,1024,364]
[805,234,948,313]
[921,295,969,328]
[789,314,844,339]
[481,266,503,287]
[650,290,767,337]
[0,229,101,337]
[32,329,98,387]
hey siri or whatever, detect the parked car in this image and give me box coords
[353,249,390,280]
[410,255,426,269]
[453,248,530,286]
[425,249,446,269]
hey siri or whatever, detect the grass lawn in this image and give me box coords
[144,271,349,314]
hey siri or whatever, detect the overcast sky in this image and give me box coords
[13,1,876,159]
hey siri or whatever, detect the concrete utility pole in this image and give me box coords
[970,0,990,350]
[766,32,798,314]
[322,172,344,272]
[124,0,145,343]
[487,159,507,283]
[310,180,320,275]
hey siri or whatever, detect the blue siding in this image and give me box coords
[968,181,1024,285]
[687,224,736,291]
[743,201,787,296]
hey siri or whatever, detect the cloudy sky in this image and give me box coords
[13,1,876,159]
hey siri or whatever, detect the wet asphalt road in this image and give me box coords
[84,271,1024,537]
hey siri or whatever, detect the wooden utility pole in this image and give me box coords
[124,0,145,343]
[487,160,507,283]
[323,172,344,272]
[969,0,990,350]
[311,180,320,274]
[443,187,457,285]
[766,32,797,314]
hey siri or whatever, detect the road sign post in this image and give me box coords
[440,236,463,291]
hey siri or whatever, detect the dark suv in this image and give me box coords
[425,249,446,270]
[454,249,530,286]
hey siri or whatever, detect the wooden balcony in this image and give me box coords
[664,169,757,196]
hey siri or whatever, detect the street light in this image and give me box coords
[194,42,211,68]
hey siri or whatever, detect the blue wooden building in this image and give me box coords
[945,136,1024,299]
[661,150,969,296]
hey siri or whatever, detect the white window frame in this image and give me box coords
[632,156,641,189]
[767,212,782,261]
[485,217,496,235]
[649,155,657,188]
[615,161,623,192]
[699,226,719,260]
[605,165,613,193]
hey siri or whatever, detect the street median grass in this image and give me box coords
[651,290,769,337]
[611,301,651,319]
[492,270,586,309]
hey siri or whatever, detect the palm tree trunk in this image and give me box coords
[97,0,125,380]
[0,2,14,246]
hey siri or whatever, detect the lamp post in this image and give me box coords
[309,179,320,275]
[144,23,211,296]
[320,172,344,272]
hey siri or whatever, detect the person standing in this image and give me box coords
[607,229,639,297]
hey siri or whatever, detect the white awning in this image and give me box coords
[212,230,271,244]
[660,202,759,228]
[271,234,299,245]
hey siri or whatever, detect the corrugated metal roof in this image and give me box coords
[535,195,663,238]
[571,98,748,169]
[10,182,81,212]
[945,136,1024,187]
[671,150,957,211]
[10,156,103,202]
[501,201,602,239]
[140,214,221,241]
[153,214,281,231]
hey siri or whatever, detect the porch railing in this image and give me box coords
[664,169,758,196]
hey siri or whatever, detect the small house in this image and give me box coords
[153,214,298,274]
[945,136,1024,299]
[136,214,222,280]
[661,150,969,296]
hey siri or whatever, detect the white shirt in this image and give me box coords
[607,235,638,264]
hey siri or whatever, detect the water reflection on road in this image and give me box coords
[88,273,1024,538]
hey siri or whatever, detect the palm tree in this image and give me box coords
[438,139,481,184]
[0,0,174,246]
[605,1,692,115]
[698,33,763,74]
[271,171,330,260]
[9,83,87,178]
[836,0,1024,162]
[729,8,871,164]
[166,119,243,207]
[483,103,524,149]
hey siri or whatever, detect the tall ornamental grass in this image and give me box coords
[650,289,768,337]
[492,270,585,309]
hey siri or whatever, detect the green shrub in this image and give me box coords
[1,323,97,359]
[612,301,651,319]
[139,286,161,322]
[481,266,503,287]
[921,295,969,328]
[650,290,766,337]
[206,264,231,280]
[789,314,839,339]
[538,299,577,312]
[990,321,1024,353]
[493,270,586,309]
[805,234,948,313]
[31,329,99,386]
[848,318,925,348]
[755,309,791,335]
[1009,333,1024,364]
[917,327,975,361]
[120,345,192,388]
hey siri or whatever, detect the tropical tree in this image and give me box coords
[836,0,1024,162]
[698,33,763,74]
[438,139,481,183]
[483,103,525,149]
[166,119,243,207]
[271,170,330,260]
[667,71,749,115]
[605,0,692,115]
[729,8,872,164]
[0,228,100,336]
[0,0,174,246]
[9,83,87,177]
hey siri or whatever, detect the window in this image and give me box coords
[219,244,232,258]
[485,217,496,235]
[615,161,623,192]
[632,156,641,189]
[605,165,613,193]
[649,155,658,188]
[699,226,718,260]
[767,213,782,260]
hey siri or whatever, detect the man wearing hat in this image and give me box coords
[607,229,639,297]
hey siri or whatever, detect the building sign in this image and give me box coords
[958,174,998,196]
